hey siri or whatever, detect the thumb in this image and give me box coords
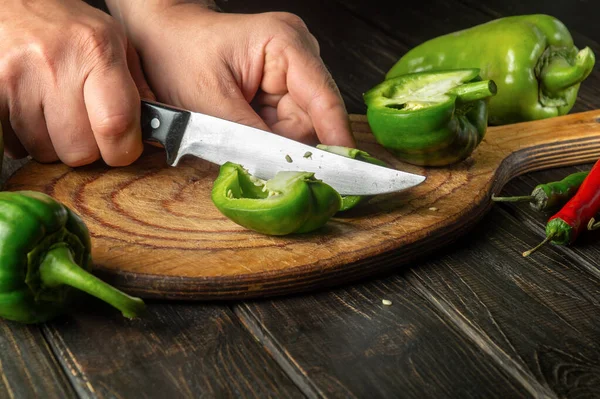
[219,96,271,132]
[83,60,143,167]
[188,80,270,132]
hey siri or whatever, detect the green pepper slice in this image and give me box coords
[316,145,387,212]
[363,69,496,166]
[0,191,145,324]
[386,15,595,125]
[211,162,341,235]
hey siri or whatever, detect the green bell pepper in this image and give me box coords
[316,144,387,212]
[386,14,596,125]
[211,162,341,235]
[0,191,145,324]
[363,68,496,166]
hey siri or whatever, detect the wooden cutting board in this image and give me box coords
[5,111,600,300]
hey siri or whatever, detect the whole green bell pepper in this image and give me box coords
[316,144,387,212]
[0,191,145,324]
[386,14,596,125]
[363,68,496,166]
[211,162,341,235]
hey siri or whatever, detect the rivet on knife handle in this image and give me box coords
[141,100,191,165]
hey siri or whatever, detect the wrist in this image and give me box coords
[105,0,220,38]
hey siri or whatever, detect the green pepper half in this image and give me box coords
[211,162,341,235]
[0,191,145,324]
[363,69,496,166]
[386,15,595,125]
[316,145,387,212]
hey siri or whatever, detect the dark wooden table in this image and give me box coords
[2,1,600,398]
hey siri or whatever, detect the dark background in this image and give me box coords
[2,1,600,398]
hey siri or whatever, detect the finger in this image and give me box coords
[126,41,156,101]
[188,77,270,132]
[1,119,28,160]
[2,95,57,162]
[257,105,278,128]
[84,62,143,167]
[253,91,283,128]
[44,89,100,167]
[267,94,318,145]
[286,51,356,147]
[0,102,27,159]
[254,91,284,108]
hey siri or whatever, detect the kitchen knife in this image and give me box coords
[140,100,426,196]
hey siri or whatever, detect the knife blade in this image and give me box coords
[140,100,426,196]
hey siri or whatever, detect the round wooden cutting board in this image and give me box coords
[6,112,600,299]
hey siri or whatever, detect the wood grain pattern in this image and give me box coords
[0,322,76,399]
[235,273,533,399]
[42,301,303,398]
[406,207,600,398]
[492,164,600,276]
[5,111,600,300]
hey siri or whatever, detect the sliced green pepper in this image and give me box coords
[211,162,341,235]
[316,144,387,212]
[386,15,595,125]
[363,69,496,166]
[0,191,145,324]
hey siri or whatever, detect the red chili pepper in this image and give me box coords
[523,159,600,257]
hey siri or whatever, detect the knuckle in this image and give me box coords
[0,44,29,93]
[93,112,135,140]
[0,61,20,99]
[26,41,61,84]
[264,12,309,37]
[33,151,60,164]
[262,12,319,54]
[272,12,308,31]
[61,150,101,167]
[55,129,101,167]
[74,23,121,66]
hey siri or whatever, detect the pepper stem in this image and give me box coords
[541,47,595,94]
[522,233,556,257]
[491,194,535,203]
[451,80,497,103]
[588,217,600,231]
[39,246,145,318]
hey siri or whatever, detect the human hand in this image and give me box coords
[108,2,356,147]
[0,0,154,166]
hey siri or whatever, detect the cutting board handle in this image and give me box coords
[483,109,600,178]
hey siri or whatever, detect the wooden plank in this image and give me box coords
[492,164,600,275]
[406,206,600,398]
[235,279,534,399]
[0,322,76,399]
[42,302,303,398]
[216,1,600,398]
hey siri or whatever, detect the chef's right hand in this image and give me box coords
[0,0,154,166]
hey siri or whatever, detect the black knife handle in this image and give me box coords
[141,100,191,164]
